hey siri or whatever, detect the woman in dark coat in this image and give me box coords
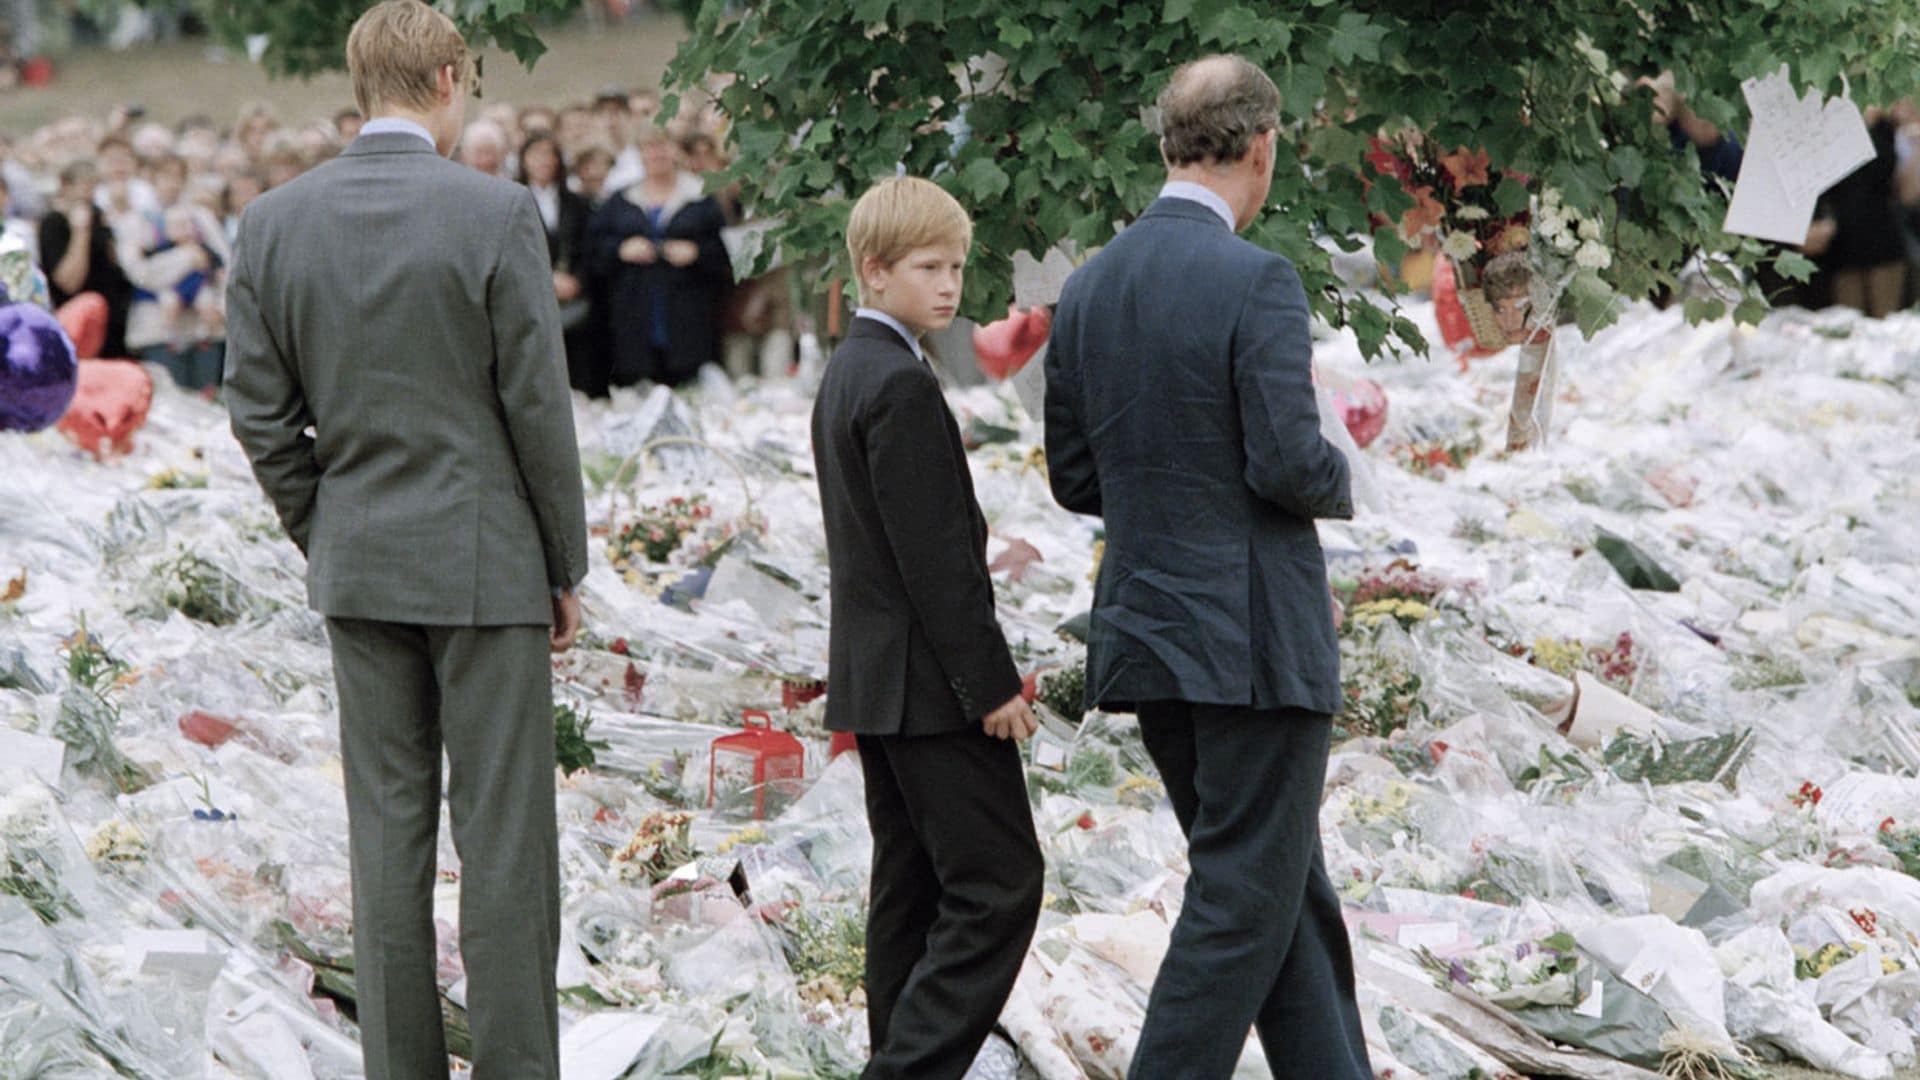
[589,129,731,388]
[518,133,605,395]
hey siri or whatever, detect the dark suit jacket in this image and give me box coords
[224,131,589,626]
[1046,196,1353,716]
[812,318,1022,736]
[588,176,730,386]
[541,186,593,275]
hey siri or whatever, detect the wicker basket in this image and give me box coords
[1458,284,1509,353]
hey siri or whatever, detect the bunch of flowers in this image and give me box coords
[609,494,715,567]
[1338,648,1429,741]
[1425,932,1583,1008]
[1877,817,1920,878]
[0,786,81,925]
[776,903,869,1008]
[1339,559,1453,631]
[1519,632,1638,693]
[1364,132,1529,277]
[1532,187,1612,274]
[1394,431,1484,477]
[610,809,698,886]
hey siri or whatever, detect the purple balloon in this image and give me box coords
[0,302,79,433]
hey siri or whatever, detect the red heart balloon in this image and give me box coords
[972,305,1053,381]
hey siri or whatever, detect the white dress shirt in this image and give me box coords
[1158,180,1236,231]
[360,117,437,150]
[530,183,561,233]
[853,307,927,365]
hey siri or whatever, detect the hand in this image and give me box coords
[982,694,1037,741]
[550,589,582,652]
[553,270,583,303]
[188,244,213,272]
[619,236,656,264]
[66,203,94,231]
[662,239,699,267]
[1638,71,1680,126]
[1801,218,1837,258]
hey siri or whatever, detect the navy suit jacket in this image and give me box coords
[1045,197,1353,716]
[812,318,1023,735]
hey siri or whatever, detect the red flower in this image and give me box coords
[1851,907,1879,936]
[1882,817,1898,834]
[1076,811,1096,830]
[610,637,629,655]
[1790,781,1823,809]
[1363,137,1412,183]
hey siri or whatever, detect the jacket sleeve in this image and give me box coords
[490,189,590,590]
[1043,308,1102,516]
[1234,257,1353,520]
[864,365,1023,721]
[587,200,628,278]
[223,215,322,554]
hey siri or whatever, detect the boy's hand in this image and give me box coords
[982,694,1037,741]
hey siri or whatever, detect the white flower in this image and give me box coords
[1578,217,1601,241]
[1441,230,1480,261]
[1554,228,1578,253]
[1536,210,1566,239]
[1455,205,1490,222]
[1575,241,1612,269]
[1539,187,1563,209]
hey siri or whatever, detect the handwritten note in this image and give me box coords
[1724,65,1876,246]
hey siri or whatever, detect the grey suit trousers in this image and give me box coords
[326,618,560,1080]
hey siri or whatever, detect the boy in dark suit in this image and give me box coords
[810,176,1043,1080]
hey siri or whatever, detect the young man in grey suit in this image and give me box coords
[223,3,588,1077]
[1045,56,1372,1079]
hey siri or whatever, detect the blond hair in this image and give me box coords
[845,176,972,300]
[346,0,475,119]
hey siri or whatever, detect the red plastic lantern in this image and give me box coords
[709,710,806,819]
[780,678,826,711]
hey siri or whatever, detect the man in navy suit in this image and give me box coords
[1045,55,1372,1079]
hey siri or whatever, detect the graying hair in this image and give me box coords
[1156,55,1282,168]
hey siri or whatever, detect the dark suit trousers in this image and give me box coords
[326,619,561,1080]
[856,729,1044,1080]
[1129,703,1371,1080]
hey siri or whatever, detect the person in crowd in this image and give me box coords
[1045,54,1372,1080]
[234,101,279,161]
[42,159,136,358]
[95,134,161,219]
[262,140,308,188]
[224,3,587,1076]
[1641,71,1744,182]
[520,103,558,138]
[554,102,597,154]
[223,169,268,247]
[571,141,617,207]
[811,175,1042,1080]
[679,129,739,222]
[0,134,47,221]
[519,131,603,396]
[1804,105,1909,317]
[460,118,510,176]
[334,107,365,142]
[124,202,226,392]
[596,86,645,192]
[590,127,730,387]
[0,173,39,262]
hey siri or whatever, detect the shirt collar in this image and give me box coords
[852,308,927,364]
[1158,180,1236,231]
[360,117,437,150]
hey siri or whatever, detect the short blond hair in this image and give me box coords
[846,177,972,299]
[346,0,475,119]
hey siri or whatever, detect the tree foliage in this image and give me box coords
[175,0,576,81]
[667,0,1920,356]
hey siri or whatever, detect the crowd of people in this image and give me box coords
[3,77,796,399]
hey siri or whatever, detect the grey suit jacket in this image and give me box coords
[1046,197,1353,716]
[225,131,589,626]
